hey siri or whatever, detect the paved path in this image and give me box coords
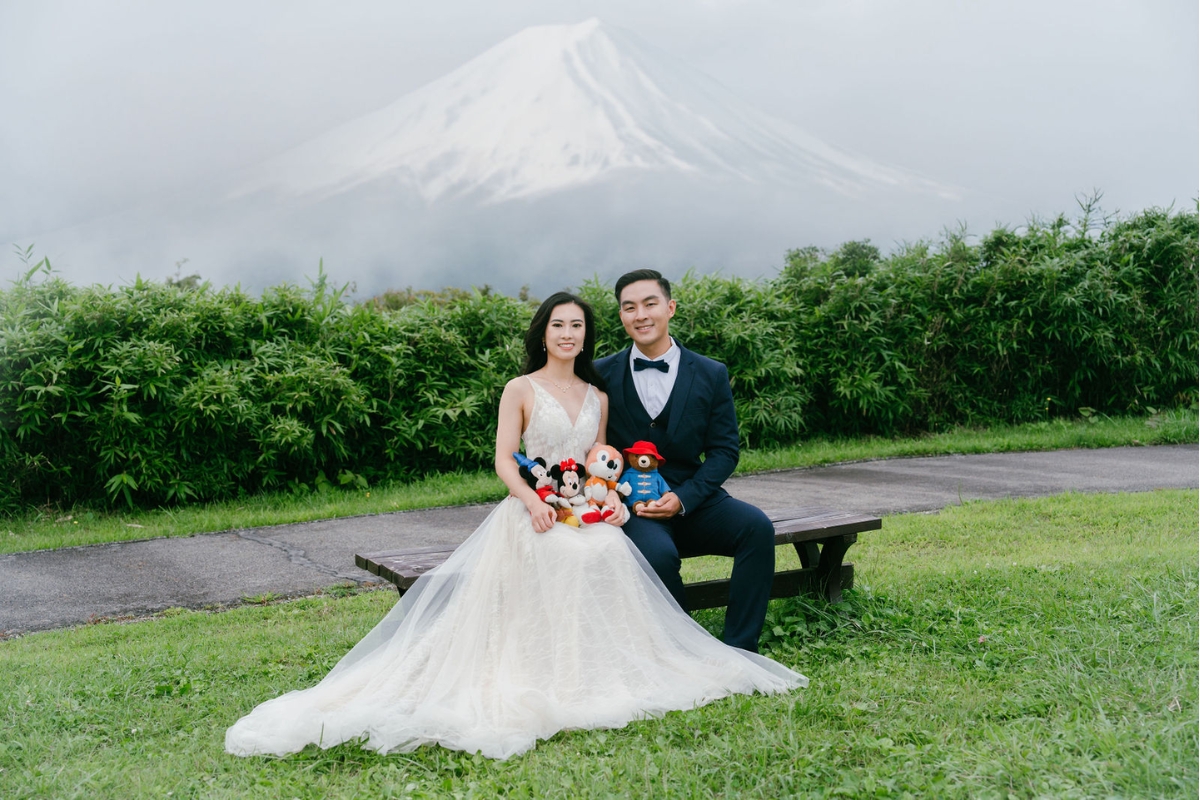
[1,445,1195,636]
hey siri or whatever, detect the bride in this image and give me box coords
[225,292,806,760]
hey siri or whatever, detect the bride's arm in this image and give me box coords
[495,378,556,533]
[595,390,609,446]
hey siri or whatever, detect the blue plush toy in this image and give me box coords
[619,441,670,513]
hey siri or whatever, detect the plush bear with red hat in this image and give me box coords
[619,441,671,514]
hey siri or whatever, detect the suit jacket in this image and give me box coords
[595,344,740,514]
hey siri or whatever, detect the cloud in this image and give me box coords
[1,1,1194,290]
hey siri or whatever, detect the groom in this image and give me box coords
[596,269,774,652]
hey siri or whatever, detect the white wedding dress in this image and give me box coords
[226,379,806,760]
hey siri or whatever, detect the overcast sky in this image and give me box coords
[1,0,1195,287]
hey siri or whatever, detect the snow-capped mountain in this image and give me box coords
[236,18,956,206]
[29,19,960,295]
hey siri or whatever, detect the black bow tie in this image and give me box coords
[634,357,669,373]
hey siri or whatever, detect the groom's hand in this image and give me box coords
[637,492,681,519]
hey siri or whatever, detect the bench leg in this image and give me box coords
[793,541,820,569]
[814,533,857,604]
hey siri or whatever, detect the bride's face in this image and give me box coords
[544,303,586,364]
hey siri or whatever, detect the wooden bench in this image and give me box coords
[356,507,880,608]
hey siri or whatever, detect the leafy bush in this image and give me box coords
[0,205,1194,512]
[776,205,1197,434]
[0,265,530,510]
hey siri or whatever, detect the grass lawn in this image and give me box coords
[3,408,1195,555]
[1,489,1195,798]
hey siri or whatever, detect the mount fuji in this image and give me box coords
[33,19,960,294]
[237,18,955,207]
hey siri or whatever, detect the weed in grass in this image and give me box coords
[321,582,363,599]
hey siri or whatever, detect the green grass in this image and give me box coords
[736,406,1197,473]
[3,409,1194,556]
[1,490,1195,799]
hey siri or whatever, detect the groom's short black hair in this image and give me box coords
[614,269,671,303]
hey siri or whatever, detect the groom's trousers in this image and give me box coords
[621,494,774,652]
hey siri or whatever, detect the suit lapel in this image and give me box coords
[606,348,633,425]
[665,345,697,439]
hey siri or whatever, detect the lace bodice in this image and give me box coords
[521,376,600,466]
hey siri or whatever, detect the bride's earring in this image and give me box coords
[542,341,546,352]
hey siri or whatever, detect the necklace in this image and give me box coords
[544,374,575,394]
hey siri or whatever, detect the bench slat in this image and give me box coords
[356,549,456,590]
[355,524,873,578]
[766,508,881,543]
[767,506,869,523]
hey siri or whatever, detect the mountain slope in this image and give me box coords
[235,18,956,206]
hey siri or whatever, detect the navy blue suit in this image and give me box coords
[596,344,774,652]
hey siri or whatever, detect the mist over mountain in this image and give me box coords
[24,19,961,295]
[238,19,956,205]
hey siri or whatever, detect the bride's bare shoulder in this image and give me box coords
[502,375,535,400]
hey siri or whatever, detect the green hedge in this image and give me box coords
[1,206,1194,511]
[776,206,1198,435]
[0,271,529,510]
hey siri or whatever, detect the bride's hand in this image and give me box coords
[525,499,556,533]
[603,503,628,527]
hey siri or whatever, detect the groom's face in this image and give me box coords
[618,279,676,357]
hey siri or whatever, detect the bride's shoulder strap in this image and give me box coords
[522,374,547,401]
[503,374,539,402]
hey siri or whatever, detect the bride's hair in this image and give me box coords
[522,292,606,389]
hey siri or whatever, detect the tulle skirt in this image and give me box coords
[225,497,806,760]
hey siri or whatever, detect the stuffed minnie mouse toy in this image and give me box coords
[548,458,588,527]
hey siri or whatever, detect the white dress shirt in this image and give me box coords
[629,339,680,419]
